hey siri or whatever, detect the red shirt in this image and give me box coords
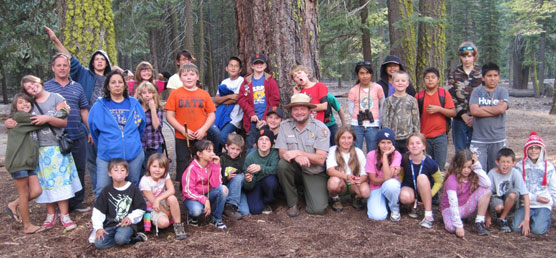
[301,82,328,122]
[419,89,455,138]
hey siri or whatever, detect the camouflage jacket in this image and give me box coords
[448,65,482,119]
[381,94,420,140]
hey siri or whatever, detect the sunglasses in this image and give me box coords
[51,53,70,63]
[357,61,371,66]
[459,46,475,52]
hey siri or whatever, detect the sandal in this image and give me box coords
[25,226,46,234]
[6,207,21,223]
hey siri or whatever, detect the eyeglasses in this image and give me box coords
[357,61,371,66]
[459,46,475,52]
[227,64,240,69]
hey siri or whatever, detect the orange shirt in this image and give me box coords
[419,89,455,138]
[165,87,216,139]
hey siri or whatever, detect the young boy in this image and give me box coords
[91,159,147,249]
[469,63,509,172]
[265,106,284,136]
[381,71,420,153]
[166,50,195,94]
[513,132,556,235]
[487,148,530,234]
[243,127,280,214]
[416,67,456,170]
[220,133,247,220]
[326,93,346,146]
[291,65,329,123]
[238,54,281,152]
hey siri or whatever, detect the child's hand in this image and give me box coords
[153,199,161,212]
[227,169,237,180]
[426,105,442,114]
[519,219,530,236]
[383,146,395,156]
[118,217,131,227]
[293,85,301,94]
[148,99,157,111]
[392,167,401,176]
[244,173,253,182]
[247,164,261,174]
[203,200,211,217]
[193,128,207,140]
[256,119,267,129]
[4,118,17,129]
[211,155,220,164]
[536,196,550,203]
[30,115,51,125]
[250,115,259,123]
[95,229,108,241]
[56,101,70,112]
[455,227,465,239]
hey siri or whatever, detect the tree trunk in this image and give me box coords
[198,0,205,86]
[235,0,320,104]
[538,32,546,96]
[387,0,417,85]
[550,67,556,114]
[531,65,539,97]
[167,4,179,65]
[206,0,215,96]
[61,0,118,65]
[416,0,446,91]
[1,63,7,104]
[360,0,372,62]
[184,0,195,56]
[511,36,529,89]
[149,29,159,73]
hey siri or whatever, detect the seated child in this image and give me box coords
[441,150,492,237]
[92,159,147,249]
[265,106,283,136]
[221,133,249,219]
[243,127,280,214]
[399,133,443,228]
[366,128,402,221]
[182,140,228,230]
[139,153,187,239]
[513,132,556,235]
[487,148,530,235]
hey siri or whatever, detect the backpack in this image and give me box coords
[417,88,452,134]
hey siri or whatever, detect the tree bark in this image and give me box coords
[538,32,546,96]
[199,0,205,86]
[184,0,196,56]
[387,0,417,85]
[1,63,7,104]
[415,0,446,91]
[235,0,321,104]
[167,4,179,63]
[360,0,372,62]
[511,36,529,89]
[206,0,215,95]
[551,67,556,114]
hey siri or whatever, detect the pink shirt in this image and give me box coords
[348,83,384,124]
[441,174,472,210]
[365,150,402,191]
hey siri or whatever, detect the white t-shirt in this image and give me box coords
[219,76,245,128]
[139,174,171,198]
[326,145,367,176]
[166,73,182,90]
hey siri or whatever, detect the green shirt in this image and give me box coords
[325,93,342,127]
[243,149,279,191]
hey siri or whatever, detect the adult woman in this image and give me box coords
[7,75,82,231]
[89,71,146,197]
[448,42,482,152]
[127,61,165,96]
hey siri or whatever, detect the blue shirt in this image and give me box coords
[252,75,267,119]
[104,98,131,130]
[44,78,89,140]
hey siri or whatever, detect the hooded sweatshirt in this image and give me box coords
[70,50,112,108]
[5,112,41,173]
[377,55,416,97]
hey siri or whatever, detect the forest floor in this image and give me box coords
[0,91,555,257]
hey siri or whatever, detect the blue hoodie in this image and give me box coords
[70,50,112,109]
[89,97,146,162]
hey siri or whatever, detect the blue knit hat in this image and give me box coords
[376,128,396,146]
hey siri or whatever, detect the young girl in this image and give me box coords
[5,93,44,233]
[399,133,443,228]
[165,63,216,186]
[136,81,164,178]
[442,150,492,237]
[128,61,165,96]
[326,126,370,212]
[139,153,187,239]
[347,61,384,153]
[366,128,402,221]
[182,140,228,230]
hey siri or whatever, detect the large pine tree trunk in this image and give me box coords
[184,0,195,55]
[360,0,372,62]
[538,32,546,96]
[1,63,7,104]
[387,0,417,84]
[61,0,118,65]
[512,36,529,89]
[198,0,205,85]
[416,0,446,91]
[235,0,320,104]
[167,4,179,64]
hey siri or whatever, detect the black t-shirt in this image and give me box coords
[94,183,146,229]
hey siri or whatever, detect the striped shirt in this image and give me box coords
[44,78,89,140]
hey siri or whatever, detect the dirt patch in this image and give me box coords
[1,96,555,257]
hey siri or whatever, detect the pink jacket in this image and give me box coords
[181,159,222,204]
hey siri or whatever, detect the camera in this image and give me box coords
[357,109,374,125]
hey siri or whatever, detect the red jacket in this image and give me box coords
[237,72,281,132]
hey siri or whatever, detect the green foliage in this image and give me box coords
[503,0,556,36]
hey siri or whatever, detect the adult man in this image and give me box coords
[275,94,330,217]
[44,54,90,212]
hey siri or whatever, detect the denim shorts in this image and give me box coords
[10,169,38,179]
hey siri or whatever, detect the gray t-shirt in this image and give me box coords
[33,93,66,147]
[470,86,509,142]
[488,167,529,197]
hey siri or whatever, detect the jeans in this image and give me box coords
[94,226,134,249]
[367,179,401,220]
[86,141,98,195]
[246,122,259,151]
[426,134,448,171]
[183,185,228,222]
[141,146,163,179]
[327,123,339,147]
[238,192,250,216]
[207,125,223,155]
[470,140,506,173]
[219,123,239,145]
[452,118,473,152]
[512,207,552,235]
[351,125,378,153]
[94,151,144,197]
[245,175,279,215]
[69,136,87,210]
[226,173,245,207]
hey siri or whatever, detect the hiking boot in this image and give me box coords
[223,203,243,220]
[60,213,77,231]
[262,205,273,215]
[475,222,490,236]
[287,205,299,217]
[71,204,91,213]
[390,210,401,222]
[420,217,434,229]
[42,213,57,230]
[408,207,418,219]
[173,222,188,240]
[331,199,343,212]
[187,217,199,227]
[131,232,148,243]
[351,196,364,211]
[210,219,227,230]
[498,219,512,233]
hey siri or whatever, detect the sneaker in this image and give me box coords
[72,204,91,213]
[286,205,299,217]
[498,219,512,233]
[420,217,434,229]
[331,199,343,212]
[88,229,97,244]
[262,205,273,215]
[173,222,188,240]
[351,197,363,211]
[132,232,148,243]
[408,207,418,219]
[187,217,199,227]
[42,213,57,230]
[223,204,243,220]
[210,220,227,230]
[390,210,401,222]
[60,213,77,231]
[475,222,490,236]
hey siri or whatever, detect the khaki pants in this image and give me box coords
[277,159,328,214]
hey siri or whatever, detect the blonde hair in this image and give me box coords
[178,63,202,88]
[136,81,160,108]
[134,61,156,84]
[458,41,479,62]
[289,65,316,83]
[406,133,427,154]
[392,70,409,81]
[145,153,170,178]
[334,126,361,177]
